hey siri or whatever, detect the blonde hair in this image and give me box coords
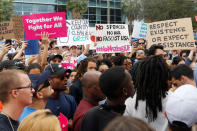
[18,109,61,131]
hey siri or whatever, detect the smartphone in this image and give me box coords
[5,39,12,46]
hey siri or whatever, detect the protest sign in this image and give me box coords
[89,27,97,50]
[25,40,39,55]
[0,22,14,40]
[95,24,131,53]
[132,21,147,39]
[23,12,67,40]
[147,18,195,50]
[195,16,197,22]
[57,19,91,46]
[61,62,75,70]
[11,15,24,40]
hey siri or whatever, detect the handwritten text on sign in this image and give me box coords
[95,24,130,53]
[147,18,195,50]
[0,22,14,40]
[57,19,91,46]
[23,12,67,40]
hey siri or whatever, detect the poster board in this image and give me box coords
[11,14,24,40]
[95,24,131,53]
[147,18,195,50]
[57,19,91,46]
[0,22,14,40]
[22,12,67,40]
[132,21,147,39]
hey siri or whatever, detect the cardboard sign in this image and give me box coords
[11,15,24,40]
[95,24,131,53]
[132,21,147,39]
[147,18,195,50]
[0,22,14,40]
[25,40,39,55]
[23,12,67,40]
[57,19,91,46]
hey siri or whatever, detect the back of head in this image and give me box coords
[113,55,126,66]
[26,63,42,74]
[172,56,184,65]
[171,64,193,80]
[82,71,101,89]
[18,109,61,131]
[103,116,153,131]
[99,66,126,100]
[0,70,26,104]
[135,55,169,121]
[148,44,164,56]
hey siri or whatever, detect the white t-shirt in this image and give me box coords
[124,92,172,131]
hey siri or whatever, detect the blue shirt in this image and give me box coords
[46,93,77,119]
[19,107,36,122]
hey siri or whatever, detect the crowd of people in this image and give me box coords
[0,31,197,131]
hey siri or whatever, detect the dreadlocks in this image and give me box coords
[75,57,97,81]
[135,55,169,122]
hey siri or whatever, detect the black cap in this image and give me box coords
[45,64,65,76]
[47,54,63,63]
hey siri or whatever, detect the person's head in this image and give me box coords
[172,56,185,66]
[26,63,42,74]
[171,64,194,89]
[69,45,77,56]
[135,55,169,121]
[75,58,97,80]
[45,64,71,91]
[166,84,197,130]
[0,70,34,107]
[62,46,69,52]
[112,55,126,67]
[18,109,61,131]
[0,60,19,71]
[122,57,133,71]
[29,70,54,100]
[148,44,165,58]
[49,40,56,49]
[104,116,153,131]
[97,59,112,73]
[99,66,134,103]
[69,70,77,83]
[138,39,146,49]
[82,71,105,103]
[48,54,63,64]
[62,51,71,61]
[136,48,146,60]
[180,50,189,61]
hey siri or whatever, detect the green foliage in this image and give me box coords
[0,0,13,22]
[122,0,197,29]
[66,0,88,19]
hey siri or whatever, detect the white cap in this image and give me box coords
[166,84,197,127]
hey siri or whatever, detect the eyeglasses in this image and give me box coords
[14,83,34,90]
[136,52,144,54]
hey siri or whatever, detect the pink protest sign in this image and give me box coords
[61,62,75,70]
[195,16,197,22]
[22,12,67,40]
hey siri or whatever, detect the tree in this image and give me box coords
[121,0,142,34]
[140,0,197,28]
[66,0,88,19]
[0,0,13,22]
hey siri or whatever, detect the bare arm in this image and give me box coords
[0,44,11,61]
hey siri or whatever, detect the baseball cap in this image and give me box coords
[47,54,63,63]
[166,84,197,127]
[28,70,51,95]
[69,45,77,49]
[0,60,19,70]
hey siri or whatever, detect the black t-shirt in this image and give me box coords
[0,114,19,131]
[80,105,119,131]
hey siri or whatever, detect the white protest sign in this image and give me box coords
[147,18,195,50]
[89,27,97,50]
[95,24,131,53]
[132,21,147,39]
[57,19,92,46]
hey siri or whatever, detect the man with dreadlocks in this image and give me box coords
[69,57,97,105]
[124,55,171,131]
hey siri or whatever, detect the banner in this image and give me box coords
[147,18,195,50]
[57,19,91,46]
[11,15,24,40]
[89,27,97,50]
[0,22,14,40]
[95,24,131,53]
[22,12,67,40]
[132,21,147,39]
